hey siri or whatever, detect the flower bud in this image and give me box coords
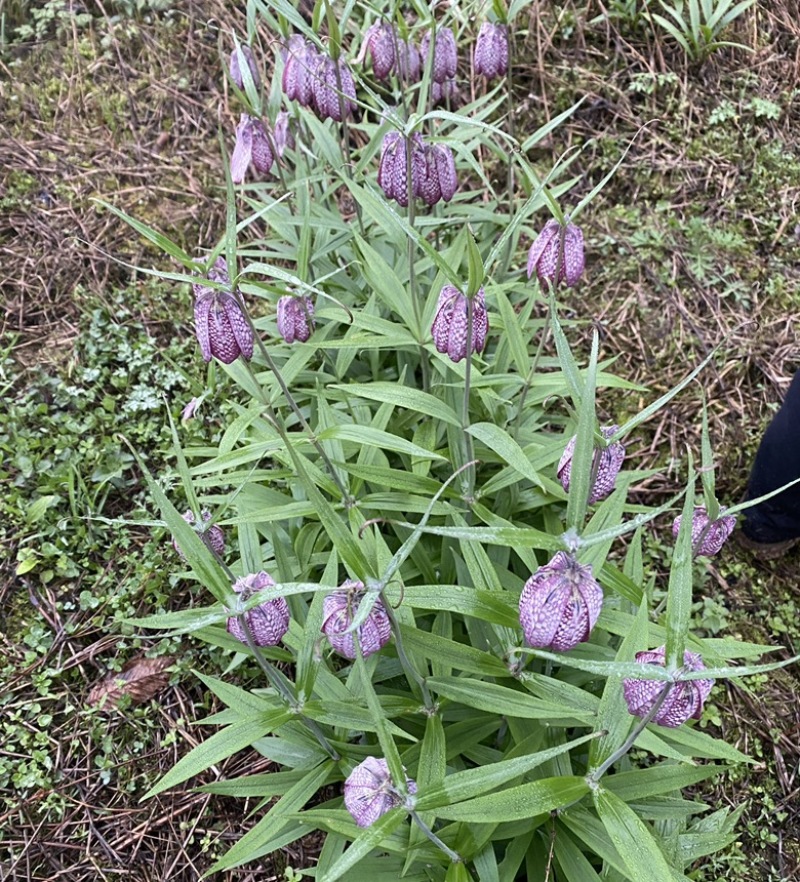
[173,509,225,558]
[527,218,585,289]
[311,56,357,122]
[672,506,736,557]
[364,21,396,80]
[623,646,714,728]
[474,22,509,79]
[519,551,603,652]
[282,35,318,107]
[229,43,261,91]
[193,258,254,364]
[421,26,457,83]
[377,131,425,207]
[558,425,625,504]
[321,580,391,659]
[226,571,290,647]
[277,295,315,343]
[431,286,488,363]
[344,756,417,828]
[231,114,274,183]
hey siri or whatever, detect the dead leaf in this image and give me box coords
[88,656,176,709]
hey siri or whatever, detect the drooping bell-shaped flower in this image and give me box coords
[173,509,225,558]
[672,506,736,557]
[377,131,426,207]
[277,295,315,343]
[230,114,274,183]
[363,21,396,80]
[421,26,457,83]
[527,218,585,289]
[396,39,421,82]
[473,22,509,79]
[623,646,714,728]
[229,43,261,91]
[193,257,253,365]
[519,551,603,652]
[431,285,488,363]
[419,142,458,205]
[321,580,392,659]
[311,55,357,122]
[430,76,457,107]
[344,757,417,828]
[226,571,291,647]
[282,35,319,107]
[558,425,625,504]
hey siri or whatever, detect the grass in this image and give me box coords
[2,0,799,879]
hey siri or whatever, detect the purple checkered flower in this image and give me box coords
[226,571,290,647]
[229,43,261,91]
[396,39,421,82]
[558,425,625,504]
[672,506,736,557]
[321,580,392,660]
[474,22,509,79]
[421,26,457,83]
[363,21,396,80]
[431,286,488,363]
[173,509,225,559]
[430,76,457,107]
[282,35,319,107]
[519,552,603,652]
[377,131,426,207]
[623,646,715,728]
[419,142,457,205]
[192,257,254,364]
[527,218,585,289]
[311,55,357,122]
[231,114,274,183]
[344,757,417,828]
[277,295,315,343]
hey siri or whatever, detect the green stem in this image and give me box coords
[237,610,340,761]
[410,810,462,863]
[462,296,476,503]
[499,29,516,277]
[513,312,550,440]
[588,680,673,783]
[383,600,434,711]
[242,350,351,504]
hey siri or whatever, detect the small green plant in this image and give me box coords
[652,0,755,61]
[107,1,795,879]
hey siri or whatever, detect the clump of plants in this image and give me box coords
[111,1,794,879]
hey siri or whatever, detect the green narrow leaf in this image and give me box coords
[434,777,590,822]
[415,733,598,811]
[207,761,334,872]
[428,677,594,724]
[283,442,371,578]
[594,788,676,882]
[145,712,292,798]
[665,458,696,671]
[468,422,546,489]
[332,382,462,427]
[589,599,649,770]
[566,331,599,530]
[321,810,407,882]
